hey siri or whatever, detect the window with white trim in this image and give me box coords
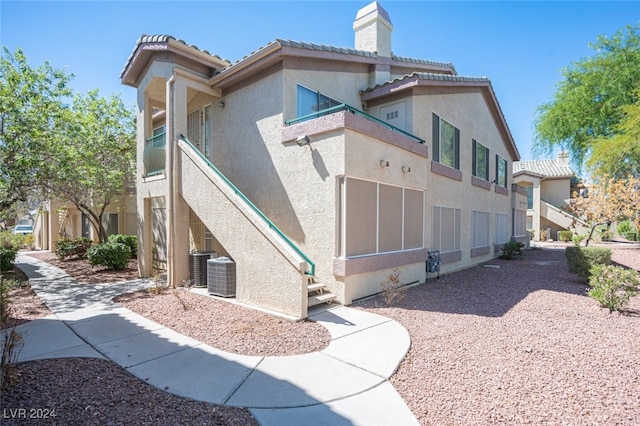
[340,177,424,257]
[495,213,510,244]
[432,114,460,169]
[432,206,461,254]
[472,211,490,248]
[472,139,489,180]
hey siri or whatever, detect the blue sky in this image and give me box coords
[2,1,639,161]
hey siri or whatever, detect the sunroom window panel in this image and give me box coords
[345,179,377,256]
[441,208,456,253]
[404,189,424,249]
[378,184,403,253]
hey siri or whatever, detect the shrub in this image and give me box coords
[499,240,524,260]
[0,247,17,273]
[616,220,636,238]
[558,230,573,242]
[539,228,548,241]
[572,233,587,246]
[0,231,22,250]
[380,268,406,306]
[588,264,640,311]
[54,237,93,260]
[565,246,612,279]
[108,234,137,259]
[87,242,132,270]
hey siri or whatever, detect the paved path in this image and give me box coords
[5,254,418,425]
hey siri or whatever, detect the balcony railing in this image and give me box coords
[284,103,425,144]
[144,132,166,176]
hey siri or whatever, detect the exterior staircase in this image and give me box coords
[540,199,590,235]
[307,280,337,307]
[177,136,336,318]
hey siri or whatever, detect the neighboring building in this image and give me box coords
[513,151,589,241]
[120,2,525,319]
[33,196,137,251]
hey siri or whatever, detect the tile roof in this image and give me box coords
[120,34,230,79]
[513,159,575,178]
[391,55,455,72]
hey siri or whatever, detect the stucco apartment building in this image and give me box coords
[33,196,137,251]
[513,152,589,242]
[120,2,526,319]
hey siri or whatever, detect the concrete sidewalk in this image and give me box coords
[7,254,418,425]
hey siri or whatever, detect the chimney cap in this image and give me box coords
[355,1,392,26]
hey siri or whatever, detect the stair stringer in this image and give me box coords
[540,200,591,236]
[178,140,309,319]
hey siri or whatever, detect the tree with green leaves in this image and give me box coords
[533,24,640,178]
[0,48,135,242]
[0,47,72,212]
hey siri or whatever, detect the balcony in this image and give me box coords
[285,103,425,145]
[144,132,166,176]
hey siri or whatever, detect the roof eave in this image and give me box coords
[362,76,520,161]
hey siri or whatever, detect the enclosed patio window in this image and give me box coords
[297,84,341,118]
[341,177,424,257]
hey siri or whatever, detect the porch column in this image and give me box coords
[166,76,191,286]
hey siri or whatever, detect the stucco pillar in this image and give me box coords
[166,76,191,286]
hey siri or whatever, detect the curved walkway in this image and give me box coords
[8,254,418,425]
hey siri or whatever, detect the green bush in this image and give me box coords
[565,246,612,279]
[107,234,137,259]
[0,231,23,250]
[0,247,17,273]
[588,264,640,311]
[87,242,132,270]
[572,233,587,246]
[616,220,636,239]
[499,240,524,260]
[54,237,93,260]
[558,230,573,242]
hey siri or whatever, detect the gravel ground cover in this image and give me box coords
[355,244,640,425]
[3,243,639,425]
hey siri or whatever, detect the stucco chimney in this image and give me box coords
[354,2,393,86]
[556,151,569,167]
[354,2,393,56]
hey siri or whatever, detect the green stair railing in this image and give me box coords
[285,103,425,144]
[179,134,315,276]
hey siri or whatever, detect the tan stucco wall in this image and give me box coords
[541,178,570,207]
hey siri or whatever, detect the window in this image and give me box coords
[432,206,461,254]
[432,114,460,169]
[472,211,490,248]
[297,85,341,118]
[102,213,119,236]
[472,139,489,180]
[341,177,424,257]
[514,210,527,238]
[495,213,510,244]
[496,155,508,187]
[187,106,213,160]
[526,186,533,209]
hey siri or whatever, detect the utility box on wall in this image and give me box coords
[427,250,441,274]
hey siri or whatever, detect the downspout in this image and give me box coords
[166,74,176,287]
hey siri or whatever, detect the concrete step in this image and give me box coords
[308,293,337,307]
[308,282,327,294]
